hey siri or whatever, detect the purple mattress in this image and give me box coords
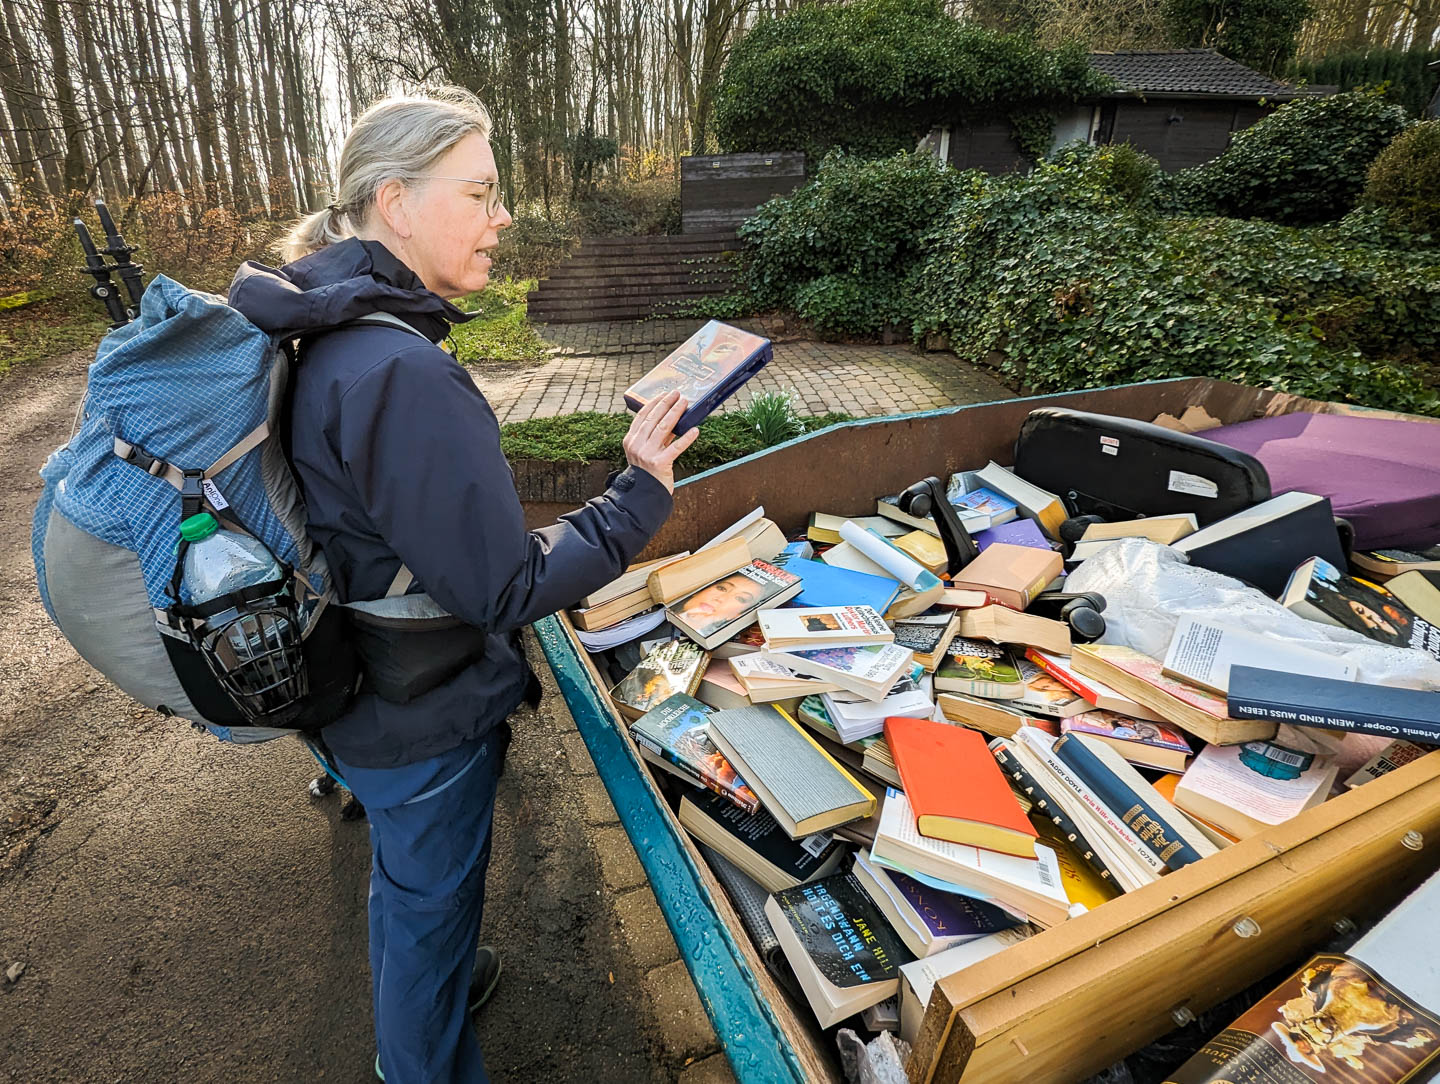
[1206,412,1440,550]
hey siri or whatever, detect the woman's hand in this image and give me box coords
[623,390,701,494]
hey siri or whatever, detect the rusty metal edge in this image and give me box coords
[532,614,810,1084]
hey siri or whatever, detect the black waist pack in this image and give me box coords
[342,592,489,704]
[1013,407,1271,527]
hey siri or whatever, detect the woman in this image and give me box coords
[229,88,697,1083]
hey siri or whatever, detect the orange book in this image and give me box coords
[883,716,1038,858]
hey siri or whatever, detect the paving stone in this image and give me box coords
[594,825,648,892]
[678,1052,738,1084]
[576,771,621,827]
[612,885,682,972]
[560,729,597,776]
[643,959,721,1063]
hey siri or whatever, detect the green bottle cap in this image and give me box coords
[179,512,219,543]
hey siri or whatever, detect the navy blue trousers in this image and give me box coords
[336,727,507,1083]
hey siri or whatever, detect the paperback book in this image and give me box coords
[629,693,759,814]
[766,642,917,701]
[851,852,1022,959]
[667,559,803,650]
[678,790,845,893]
[1060,710,1193,772]
[1281,556,1440,661]
[935,639,1025,700]
[608,639,709,721]
[757,605,893,651]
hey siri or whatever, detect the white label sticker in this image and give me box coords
[799,832,833,858]
[201,478,230,510]
[1102,445,1118,456]
[1167,470,1218,499]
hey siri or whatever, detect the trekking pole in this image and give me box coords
[74,216,131,328]
[94,199,146,315]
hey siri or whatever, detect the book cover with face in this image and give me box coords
[670,560,800,639]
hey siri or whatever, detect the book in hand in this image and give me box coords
[1226,665,1440,745]
[629,694,760,813]
[1071,643,1276,745]
[1282,556,1440,661]
[852,852,1022,958]
[935,639,1026,700]
[870,788,1071,927]
[766,642,916,701]
[667,559,803,650]
[1052,731,1218,872]
[1060,710,1192,772]
[948,543,1063,612]
[1161,616,1356,697]
[764,871,915,1028]
[623,320,772,434]
[707,703,876,837]
[1171,741,1339,839]
[757,605,894,651]
[884,716,1037,857]
[608,638,709,721]
[678,790,845,893]
[1173,490,1347,597]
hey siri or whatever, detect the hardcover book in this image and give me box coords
[629,694,759,813]
[764,872,915,1028]
[935,639,1026,700]
[608,639,709,721]
[1174,490,1347,597]
[1226,666,1440,745]
[678,790,845,893]
[666,559,803,650]
[707,704,876,837]
[948,543,1063,612]
[884,716,1037,857]
[623,320,772,433]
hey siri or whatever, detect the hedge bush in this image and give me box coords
[1162,91,1411,225]
[1364,121,1440,237]
[1290,47,1440,119]
[712,0,1110,163]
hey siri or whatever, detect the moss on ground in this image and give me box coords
[0,297,109,377]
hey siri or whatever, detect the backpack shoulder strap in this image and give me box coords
[348,312,434,342]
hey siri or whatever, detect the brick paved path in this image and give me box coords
[472,318,1015,424]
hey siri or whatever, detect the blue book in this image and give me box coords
[952,487,1018,526]
[785,556,901,612]
[623,321,773,433]
[973,518,1051,553]
[1227,666,1440,743]
[1051,732,1205,872]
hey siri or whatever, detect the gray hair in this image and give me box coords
[278,87,493,265]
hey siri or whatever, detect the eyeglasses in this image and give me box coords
[422,175,505,216]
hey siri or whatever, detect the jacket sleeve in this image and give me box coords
[335,344,673,631]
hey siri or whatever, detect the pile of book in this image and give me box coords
[569,465,1440,1045]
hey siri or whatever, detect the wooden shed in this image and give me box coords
[929,49,1310,175]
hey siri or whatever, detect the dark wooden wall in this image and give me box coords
[1100,98,1273,172]
[680,152,806,233]
[947,122,1031,175]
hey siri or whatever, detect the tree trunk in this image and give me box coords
[0,9,45,194]
[215,0,257,209]
[256,0,296,211]
[38,0,87,196]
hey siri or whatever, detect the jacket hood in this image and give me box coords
[228,238,475,341]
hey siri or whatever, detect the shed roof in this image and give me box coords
[1089,49,1301,100]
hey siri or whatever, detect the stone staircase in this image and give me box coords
[526,232,741,324]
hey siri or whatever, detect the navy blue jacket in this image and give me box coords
[229,239,672,767]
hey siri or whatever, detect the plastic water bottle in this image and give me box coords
[179,513,291,661]
[180,513,284,603]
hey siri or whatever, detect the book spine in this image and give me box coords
[1052,734,1203,872]
[991,741,1116,886]
[1024,738,1166,875]
[1023,649,1094,702]
[1226,692,1440,745]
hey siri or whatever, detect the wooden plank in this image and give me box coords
[908,752,1440,1082]
[539,613,842,1084]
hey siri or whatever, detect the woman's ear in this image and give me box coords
[374,177,413,240]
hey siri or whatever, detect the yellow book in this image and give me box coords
[894,530,948,575]
[1031,815,1121,911]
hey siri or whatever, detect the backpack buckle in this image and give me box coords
[180,470,206,518]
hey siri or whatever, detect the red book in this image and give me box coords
[883,716,1038,858]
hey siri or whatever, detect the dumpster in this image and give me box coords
[532,376,1440,1084]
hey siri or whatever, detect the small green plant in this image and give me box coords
[736,391,804,445]
[449,277,549,365]
[1364,120,1440,237]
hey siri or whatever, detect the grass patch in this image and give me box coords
[450,277,549,365]
[499,408,854,472]
[0,296,109,377]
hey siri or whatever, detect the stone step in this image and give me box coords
[528,274,733,297]
[549,252,739,275]
[576,231,738,251]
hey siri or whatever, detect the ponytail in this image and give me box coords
[277,205,353,265]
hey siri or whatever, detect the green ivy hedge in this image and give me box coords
[735,143,1440,416]
[1364,120,1440,237]
[712,0,1110,163]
